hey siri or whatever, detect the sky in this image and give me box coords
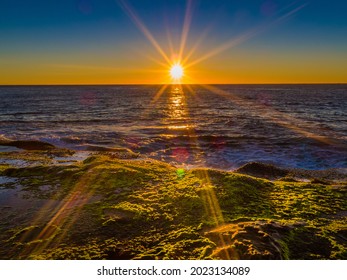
[0,0,346,84]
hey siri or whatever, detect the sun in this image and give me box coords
[170,63,184,80]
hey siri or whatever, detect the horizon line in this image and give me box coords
[1,82,347,86]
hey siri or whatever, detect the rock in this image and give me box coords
[205,221,290,260]
[0,140,55,151]
[235,162,288,179]
[310,178,330,185]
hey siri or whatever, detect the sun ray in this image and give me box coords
[181,25,213,66]
[184,83,201,102]
[139,84,169,120]
[141,53,169,68]
[166,26,175,60]
[186,3,307,68]
[150,84,169,105]
[19,171,99,256]
[117,0,171,65]
[178,0,194,62]
[200,84,344,147]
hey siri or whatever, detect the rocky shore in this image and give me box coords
[0,140,346,259]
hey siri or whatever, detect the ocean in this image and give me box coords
[0,84,346,170]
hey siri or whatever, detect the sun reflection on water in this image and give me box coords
[165,85,187,122]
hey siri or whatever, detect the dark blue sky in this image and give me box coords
[1,0,346,84]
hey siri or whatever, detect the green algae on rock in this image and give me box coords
[0,153,346,260]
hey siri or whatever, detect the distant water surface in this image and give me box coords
[0,84,346,170]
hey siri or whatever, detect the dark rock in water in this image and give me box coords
[0,140,55,151]
[235,162,288,179]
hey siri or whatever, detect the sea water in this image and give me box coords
[0,84,346,170]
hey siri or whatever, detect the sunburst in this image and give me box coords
[116,2,313,258]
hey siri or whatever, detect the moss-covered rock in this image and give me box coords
[0,153,346,260]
